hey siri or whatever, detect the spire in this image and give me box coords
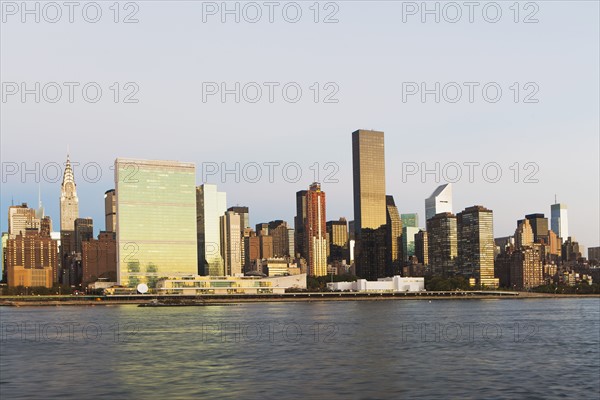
[62,153,75,186]
[36,183,45,219]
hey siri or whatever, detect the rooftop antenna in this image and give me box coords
[554,194,557,204]
[38,183,42,209]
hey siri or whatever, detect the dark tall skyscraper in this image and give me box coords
[352,129,387,279]
[104,189,116,232]
[386,195,402,275]
[326,218,348,263]
[524,214,549,244]
[295,190,308,259]
[427,212,457,276]
[74,217,94,254]
[414,230,428,265]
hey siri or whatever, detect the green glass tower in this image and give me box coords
[115,158,198,287]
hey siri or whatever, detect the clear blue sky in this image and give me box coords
[1,1,598,249]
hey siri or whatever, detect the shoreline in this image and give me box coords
[1,292,598,306]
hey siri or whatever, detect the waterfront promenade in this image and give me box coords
[1,291,598,306]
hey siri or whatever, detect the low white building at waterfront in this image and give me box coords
[156,274,307,295]
[327,276,425,293]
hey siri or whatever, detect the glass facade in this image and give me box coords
[401,213,419,228]
[457,206,497,287]
[551,203,568,243]
[386,196,402,275]
[115,158,198,287]
[352,130,387,279]
[352,130,386,231]
[402,226,420,261]
[197,184,227,276]
[426,212,458,276]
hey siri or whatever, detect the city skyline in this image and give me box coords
[1,2,598,399]
[2,152,597,252]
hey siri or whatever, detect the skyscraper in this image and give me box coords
[514,219,534,249]
[8,203,40,239]
[269,220,292,258]
[227,206,249,272]
[74,217,93,253]
[228,206,249,229]
[414,230,428,265]
[425,183,452,222]
[402,226,420,261]
[523,214,549,244]
[550,202,568,243]
[60,155,79,231]
[295,190,308,259]
[115,158,198,287]
[220,211,242,276]
[427,212,458,276]
[305,183,327,277]
[6,230,58,287]
[509,244,544,289]
[386,196,402,275]
[104,189,116,232]
[401,213,419,228]
[244,232,260,272]
[457,206,498,288]
[352,129,387,279]
[327,218,349,263]
[197,184,227,276]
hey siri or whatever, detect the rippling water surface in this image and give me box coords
[1,298,599,399]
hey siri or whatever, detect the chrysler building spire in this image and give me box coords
[60,153,79,231]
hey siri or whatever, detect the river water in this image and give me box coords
[1,298,599,399]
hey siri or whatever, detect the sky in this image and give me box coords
[1,1,599,250]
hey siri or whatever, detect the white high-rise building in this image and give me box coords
[197,184,227,276]
[8,203,40,238]
[551,202,568,243]
[425,183,452,221]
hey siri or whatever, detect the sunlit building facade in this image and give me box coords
[8,203,40,239]
[457,206,498,288]
[6,230,58,287]
[386,196,402,275]
[352,129,387,279]
[306,183,327,277]
[60,155,79,231]
[220,211,242,276]
[115,158,198,287]
[197,184,227,276]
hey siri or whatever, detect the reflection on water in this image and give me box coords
[1,299,599,399]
